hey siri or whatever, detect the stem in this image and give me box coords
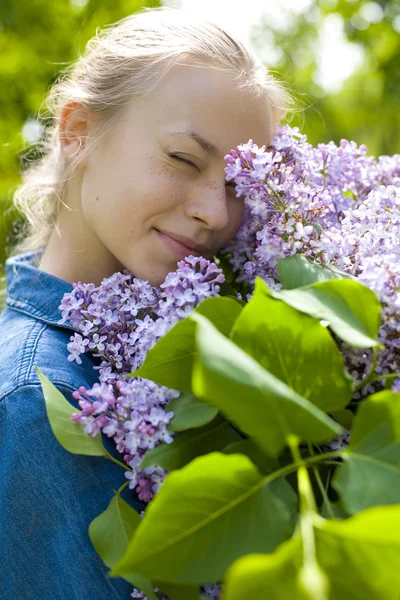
[289,438,330,600]
[114,480,130,497]
[354,347,378,392]
[288,437,316,511]
[265,181,286,211]
[105,439,344,514]
[105,450,131,472]
[369,372,400,384]
[262,449,343,488]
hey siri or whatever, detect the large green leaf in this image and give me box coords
[315,506,400,599]
[333,390,400,513]
[231,278,353,412]
[277,254,355,289]
[191,313,342,457]
[140,415,241,471]
[273,278,381,348]
[89,494,156,600]
[167,393,218,432]
[36,365,107,457]
[132,296,242,392]
[223,505,400,600]
[111,453,296,585]
[133,317,195,393]
[222,537,302,600]
[222,439,280,474]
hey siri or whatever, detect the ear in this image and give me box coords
[59,101,93,165]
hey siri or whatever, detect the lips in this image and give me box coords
[155,229,210,260]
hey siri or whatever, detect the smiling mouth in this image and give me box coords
[154,229,208,260]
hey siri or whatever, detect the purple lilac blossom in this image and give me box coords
[222,125,400,397]
[58,256,225,504]
[392,378,400,393]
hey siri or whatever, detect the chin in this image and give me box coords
[145,264,177,287]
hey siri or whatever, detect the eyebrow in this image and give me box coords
[168,131,222,158]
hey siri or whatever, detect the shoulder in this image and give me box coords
[0,307,100,401]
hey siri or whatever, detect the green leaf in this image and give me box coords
[231,278,353,412]
[333,390,400,513]
[89,494,141,568]
[36,365,107,457]
[277,254,355,289]
[111,453,296,585]
[133,317,195,393]
[156,582,200,600]
[191,313,342,457]
[222,536,302,600]
[223,505,400,600]
[329,409,353,430]
[273,278,381,348]
[316,506,400,599]
[167,393,218,432]
[194,295,243,335]
[320,501,348,520]
[89,493,156,600]
[132,296,243,392]
[140,415,241,471]
[222,438,280,474]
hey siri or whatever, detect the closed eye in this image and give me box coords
[169,153,200,171]
[170,153,238,190]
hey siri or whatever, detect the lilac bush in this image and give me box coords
[57,124,400,600]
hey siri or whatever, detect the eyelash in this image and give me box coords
[169,153,199,171]
[169,153,237,190]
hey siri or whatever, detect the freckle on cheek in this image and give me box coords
[161,170,174,179]
[205,180,218,189]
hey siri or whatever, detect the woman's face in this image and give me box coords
[65,64,273,285]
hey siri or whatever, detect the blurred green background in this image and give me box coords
[0,0,399,304]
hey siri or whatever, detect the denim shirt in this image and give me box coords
[0,250,144,600]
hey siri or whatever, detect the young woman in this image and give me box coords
[0,7,293,598]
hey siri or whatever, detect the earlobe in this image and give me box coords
[59,101,90,164]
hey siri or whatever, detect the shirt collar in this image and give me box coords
[5,249,76,332]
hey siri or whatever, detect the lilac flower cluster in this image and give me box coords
[223,126,399,288]
[58,256,224,503]
[222,125,400,391]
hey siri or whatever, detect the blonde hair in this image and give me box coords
[9,6,295,257]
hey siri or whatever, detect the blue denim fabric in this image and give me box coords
[0,250,145,600]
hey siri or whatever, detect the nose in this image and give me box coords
[185,180,230,231]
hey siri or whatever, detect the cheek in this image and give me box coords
[229,199,246,234]
[218,200,245,248]
[157,164,187,206]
